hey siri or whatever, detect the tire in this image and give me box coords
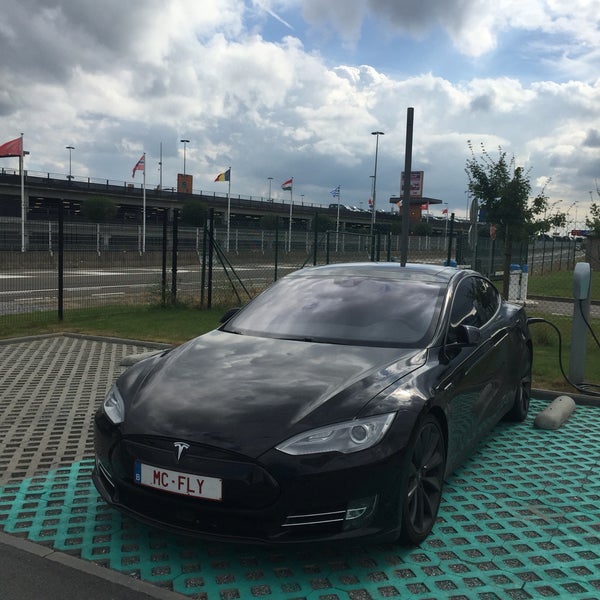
[399,414,446,546]
[504,349,532,422]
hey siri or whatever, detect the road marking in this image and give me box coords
[91,292,126,298]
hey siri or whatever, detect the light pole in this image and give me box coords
[66,145,74,181]
[267,177,273,202]
[180,139,190,175]
[371,131,384,234]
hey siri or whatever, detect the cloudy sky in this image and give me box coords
[1,0,599,227]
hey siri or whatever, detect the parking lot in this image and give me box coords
[1,334,599,599]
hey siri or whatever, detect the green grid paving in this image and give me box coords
[1,399,599,600]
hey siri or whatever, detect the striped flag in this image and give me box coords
[330,185,340,197]
[215,168,230,182]
[281,178,293,190]
[0,136,23,158]
[132,154,145,178]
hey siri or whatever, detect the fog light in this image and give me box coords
[344,495,377,530]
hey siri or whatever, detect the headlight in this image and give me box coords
[275,413,395,455]
[103,384,125,424]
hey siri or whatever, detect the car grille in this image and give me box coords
[114,437,280,509]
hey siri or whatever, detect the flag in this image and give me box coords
[330,185,340,197]
[281,178,293,190]
[442,208,448,215]
[0,136,23,158]
[132,154,145,178]
[215,168,230,182]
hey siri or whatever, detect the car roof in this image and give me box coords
[287,262,469,284]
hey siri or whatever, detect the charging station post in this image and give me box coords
[570,262,592,384]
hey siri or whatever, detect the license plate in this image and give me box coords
[134,461,222,501]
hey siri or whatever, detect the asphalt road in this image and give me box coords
[0,533,181,600]
[0,265,280,314]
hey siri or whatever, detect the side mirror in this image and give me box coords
[448,324,481,346]
[219,307,240,323]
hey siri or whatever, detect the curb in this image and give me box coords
[0,531,184,600]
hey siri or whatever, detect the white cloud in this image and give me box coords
[1,0,600,218]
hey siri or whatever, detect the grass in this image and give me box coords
[2,304,598,394]
[527,268,600,301]
[527,310,600,393]
[0,304,231,346]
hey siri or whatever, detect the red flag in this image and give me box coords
[132,153,145,178]
[281,178,293,190]
[0,136,23,158]
[442,208,448,215]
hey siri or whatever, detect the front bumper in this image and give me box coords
[92,419,405,544]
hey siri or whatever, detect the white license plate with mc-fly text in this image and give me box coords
[134,461,222,501]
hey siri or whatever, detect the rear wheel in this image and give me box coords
[505,349,532,422]
[399,415,446,545]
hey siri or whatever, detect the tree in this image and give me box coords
[465,142,566,297]
[80,196,117,223]
[586,202,600,237]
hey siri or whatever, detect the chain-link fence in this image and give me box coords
[2,214,599,390]
[0,215,589,314]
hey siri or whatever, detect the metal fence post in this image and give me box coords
[171,208,179,305]
[200,217,208,308]
[386,232,391,261]
[207,208,214,308]
[274,216,279,282]
[161,209,168,307]
[58,200,64,321]
[313,211,318,266]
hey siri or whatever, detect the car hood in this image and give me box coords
[118,330,425,457]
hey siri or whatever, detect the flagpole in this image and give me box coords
[142,152,146,253]
[226,167,231,252]
[20,133,25,253]
[158,143,163,191]
[288,181,293,252]
[336,186,341,252]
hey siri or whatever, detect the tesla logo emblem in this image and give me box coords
[174,442,190,462]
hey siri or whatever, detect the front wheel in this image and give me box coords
[398,414,446,546]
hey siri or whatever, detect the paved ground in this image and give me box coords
[1,334,599,599]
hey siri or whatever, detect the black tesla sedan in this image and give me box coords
[93,262,532,545]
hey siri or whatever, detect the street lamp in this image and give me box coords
[66,146,75,181]
[267,177,273,202]
[180,139,190,175]
[371,131,384,233]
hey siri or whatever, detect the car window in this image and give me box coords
[223,275,446,347]
[474,278,500,323]
[448,276,500,342]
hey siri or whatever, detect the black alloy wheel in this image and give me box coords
[399,414,446,545]
[505,349,532,422]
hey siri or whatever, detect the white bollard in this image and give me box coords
[534,395,576,430]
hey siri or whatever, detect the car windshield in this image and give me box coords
[223,274,445,347]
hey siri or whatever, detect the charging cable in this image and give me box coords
[528,315,600,397]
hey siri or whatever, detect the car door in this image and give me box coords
[438,276,511,471]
